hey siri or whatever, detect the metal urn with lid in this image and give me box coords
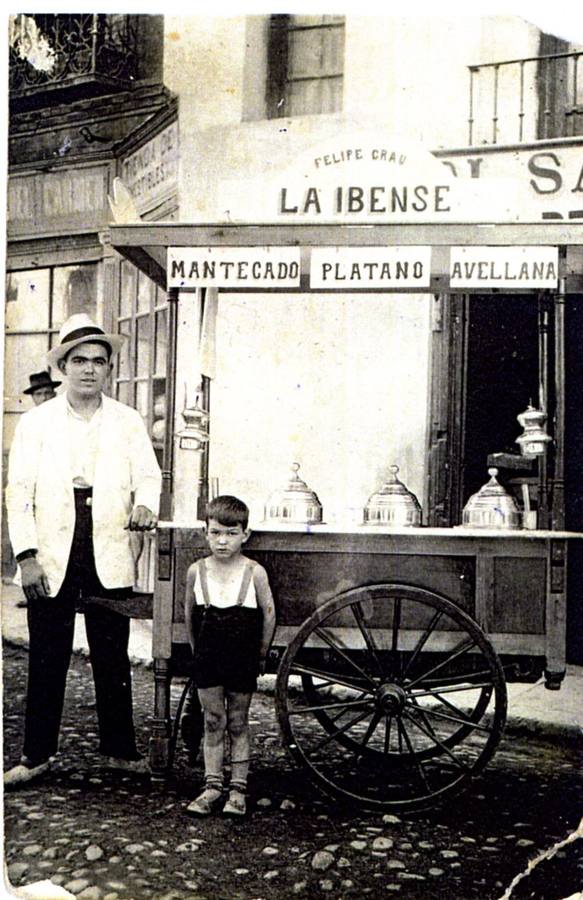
[264,463,323,525]
[462,467,521,530]
[363,465,422,527]
[515,404,552,456]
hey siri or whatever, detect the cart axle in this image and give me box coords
[376,683,407,715]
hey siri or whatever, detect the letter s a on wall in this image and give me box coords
[528,152,562,194]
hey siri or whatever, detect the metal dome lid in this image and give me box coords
[264,463,324,525]
[462,467,521,529]
[363,465,422,527]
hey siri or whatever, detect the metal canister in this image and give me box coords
[363,465,422,527]
[264,463,323,525]
[462,467,521,529]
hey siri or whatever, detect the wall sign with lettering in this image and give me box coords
[310,247,432,288]
[450,246,559,288]
[168,247,301,288]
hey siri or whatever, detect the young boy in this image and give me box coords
[184,495,276,817]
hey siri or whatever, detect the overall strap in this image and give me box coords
[236,562,255,606]
[198,558,211,608]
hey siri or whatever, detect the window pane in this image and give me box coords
[288,22,343,78]
[136,380,149,423]
[120,262,136,318]
[117,321,132,381]
[154,308,168,377]
[287,78,321,116]
[322,24,345,74]
[152,379,167,445]
[5,270,51,331]
[292,14,343,27]
[4,333,50,400]
[288,29,322,79]
[53,264,97,326]
[136,316,151,378]
[137,271,154,314]
[116,380,131,406]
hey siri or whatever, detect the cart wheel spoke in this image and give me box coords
[397,717,432,792]
[276,583,507,811]
[350,596,385,677]
[402,710,472,773]
[406,638,477,690]
[308,707,376,753]
[401,609,443,679]
[313,626,380,688]
[406,701,493,734]
[384,714,392,754]
[355,708,383,756]
[291,661,376,696]
[290,697,372,716]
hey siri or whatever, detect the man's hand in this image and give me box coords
[127,505,158,532]
[20,557,50,600]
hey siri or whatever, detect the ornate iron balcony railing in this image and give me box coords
[468,50,583,145]
[9,14,138,99]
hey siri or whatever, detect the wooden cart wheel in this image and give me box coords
[276,583,507,811]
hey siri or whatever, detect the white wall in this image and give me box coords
[207,292,430,528]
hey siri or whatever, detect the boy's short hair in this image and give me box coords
[206,495,249,530]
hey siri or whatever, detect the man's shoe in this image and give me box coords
[102,756,150,775]
[4,759,51,789]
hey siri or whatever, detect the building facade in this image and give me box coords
[5,14,583,658]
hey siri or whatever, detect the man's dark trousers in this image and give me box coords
[23,487,140,766]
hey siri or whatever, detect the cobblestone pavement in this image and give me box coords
[3,643,583,900]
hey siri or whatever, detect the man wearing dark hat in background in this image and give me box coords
[5,314,162,787]
[23,370,61,406]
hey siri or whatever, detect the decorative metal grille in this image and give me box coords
[9,14,138,95]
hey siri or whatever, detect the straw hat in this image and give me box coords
[47,314,125,368]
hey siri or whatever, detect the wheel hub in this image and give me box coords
[376,683,406,715]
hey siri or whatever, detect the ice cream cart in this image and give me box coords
[106,138,583,811]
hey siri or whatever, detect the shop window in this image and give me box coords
[267,15,345,118]
[114,261,167,455]
[3,263,99,445]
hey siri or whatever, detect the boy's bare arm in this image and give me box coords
[184,563,197,651]
[254,565,277,664]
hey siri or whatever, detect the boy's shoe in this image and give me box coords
[4,758,51,789]
[222,789,247,817]
[186,786,223,817]
[102,756,150,775]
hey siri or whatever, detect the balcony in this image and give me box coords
[9,14,138,109]
[468,50,583,145]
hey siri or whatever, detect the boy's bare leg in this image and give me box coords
[226,690,253,786]
[198,686,227,784]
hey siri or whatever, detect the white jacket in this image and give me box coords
[6,393,162,596]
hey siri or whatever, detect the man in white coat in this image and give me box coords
[5,314,162,787]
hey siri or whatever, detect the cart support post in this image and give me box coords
[149,658,172,780]
[160,287,179,520]
[545,537,567,689]
[551,260,566,531]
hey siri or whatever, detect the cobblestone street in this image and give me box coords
[3,643,583,900]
